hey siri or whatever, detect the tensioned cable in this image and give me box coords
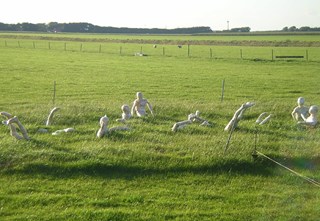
[256,151,320,188]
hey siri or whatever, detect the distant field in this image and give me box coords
[0,33,320,220]
[1,32,320,46]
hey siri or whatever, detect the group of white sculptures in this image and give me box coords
[0,94,318,141]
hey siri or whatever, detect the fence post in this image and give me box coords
[210,48,212,58]
[221,79,225,102]
[306,50,309,61]
[120,46,122,55]
[140,46,143,54]
[99,44,102,53]
[271,49,274,61]
[48,42,51,50]
[18,41,21,48]
[53,81,56,106]
[163,47,165,56]
[240,49,243,59]
[80,43,82,52]
[188,44,190,57]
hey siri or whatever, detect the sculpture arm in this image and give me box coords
[146,101,154,116]
[131,101,137,116]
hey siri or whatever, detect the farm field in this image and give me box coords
[0,33,320,220]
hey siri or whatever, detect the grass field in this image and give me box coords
[0,33,320,220]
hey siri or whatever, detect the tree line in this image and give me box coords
[281,26,320,32]
[0,22,214,34]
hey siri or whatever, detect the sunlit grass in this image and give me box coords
[0,36,319,220]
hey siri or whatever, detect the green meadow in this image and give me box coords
[0,33,320,220]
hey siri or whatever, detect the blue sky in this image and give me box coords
[1,0,319,31]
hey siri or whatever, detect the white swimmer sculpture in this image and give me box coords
[97,114,130,138]
[116,104,132,123]
[172,110,211,132]
[1,111,30,140]
[224,102,255,132]
[291,97,309,121]
[46,107,60,126]
[131,92,154,117]
[255,112,272,125]
[298,105,318,127]
[52,128,75,135]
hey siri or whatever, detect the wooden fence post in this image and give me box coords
[80,43,82,52]
[210,48,212,58]
[240,49,243,59]
[99,44,102,53]
[221,79,225,102]
[18,41,21,48]
[48,42,51,50]
[163,47,165,56]
[306,50,309,61]
[271,49,274,61]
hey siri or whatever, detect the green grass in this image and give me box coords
[0,35,320,220]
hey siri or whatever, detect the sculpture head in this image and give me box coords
[136,92,143,100]
[309,105,318,115]
[297,97,305,106]
[121,105,130,114]
[99,115,109,127]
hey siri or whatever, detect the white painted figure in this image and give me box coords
[52,128,75,135]
[256,112,272,125]
[298,105,318,127]
[291,97,309,121]
[116,104,132,123]
[131,92,154,117]
[46,107,60,126]
[97,114,129,138]
[224,102,255,132]
[1,112,30,140]
[172,110,211,132]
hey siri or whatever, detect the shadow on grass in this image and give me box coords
[2,157,279,179]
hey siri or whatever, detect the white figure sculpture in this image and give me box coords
[1,112,30,140]
[46,107,60,126]
[172,110,211,132]
[291,97,309,121]
[131,92,154,117]
[52,128,75,135]
[97,115,129,138]
[255,112,272,125]
[298,105,318,127]
[116,105,132,123]
[224,102,255,132]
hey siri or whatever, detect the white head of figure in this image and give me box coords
[122,105,130,114]
[136,92,143,100]
[309,105,318,115]
[100,115,109,127]
[297,97,305,106]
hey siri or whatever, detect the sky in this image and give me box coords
[1,0,319,31]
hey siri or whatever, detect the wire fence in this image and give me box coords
[2,39,320,61]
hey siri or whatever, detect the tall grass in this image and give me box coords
[0,38,319,220]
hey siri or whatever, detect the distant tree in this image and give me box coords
[288,26,297,32]
[299,26,311,32]
[282,26,289,32]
